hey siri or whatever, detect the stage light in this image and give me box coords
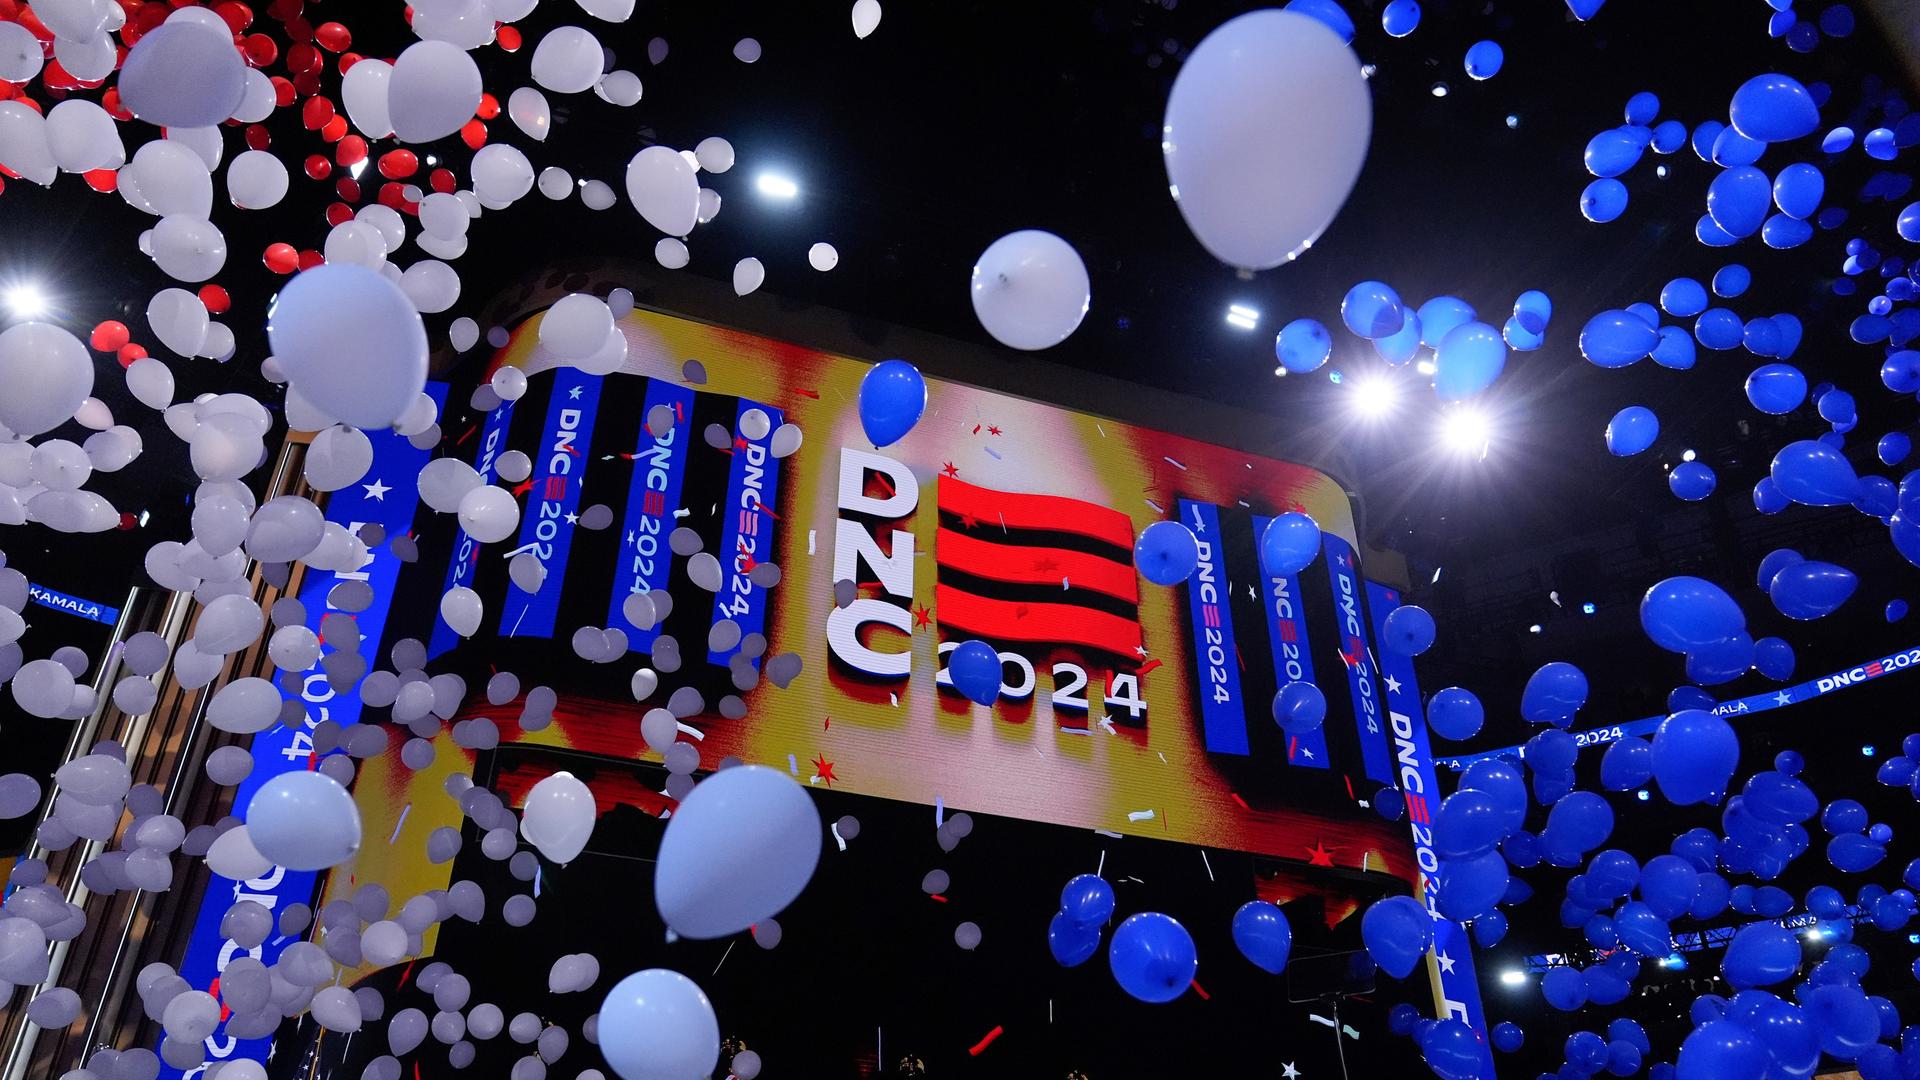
[1328,369,1343,385]
[1505,114,1520,129]
[1500,970,1526,986]
[1528,623,1543,635]
[1656,164,1669,178]
[756,173,799,199]
[1636,790,1650,801]
[349,158,369,180]
[1681,448,1697,462]
[1662,954,1686,969]
[1225,304,1260,331]
[1350,375,1398,418]
[3,283,49,319]
[1804,926,1827,941]
[1431,82,1450,97]
[1581,601,1596,615]
[1414,358,1437,375]
[1440,405,1491,458]
[1862,744,1877,757]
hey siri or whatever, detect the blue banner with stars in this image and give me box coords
[1252,514,1327,769]
[1178,499,1249,756]
[1323,533,1394,785]
[499,368,603,641]
[608,379,695,651]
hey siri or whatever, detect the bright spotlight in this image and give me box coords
[3,283,49,319]
[756,173,799,200]
[1500,970,1526,986]
[1225,304,1260,331]
[1414,358,1438,376]
[1439,406,1491,458]
[1351,375,1398,418]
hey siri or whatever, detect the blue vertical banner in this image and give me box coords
[708,400,784,666]
[162,386,445,1080]
[1366,580,1496,1080]
[1251,515,1328,769]
[1323,533,1395,785]
[428,395,517,659]
[608,379,695,651]
[1177,499,1249,756]
[499,368,603,640]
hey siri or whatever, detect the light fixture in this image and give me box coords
[3,283,49,319]
[1662,954,1686,968]
[1505,114,1520,129]
[1528,623,1543,635]
[1440,405,1492,458]
[1415,358,1438,376]
[756,173,799,200]
[1225,303,1260,331]
[1804,926,1827,940]
[1500,970,1526,986]
[1862,745,1877,757]
[1636,789,1650,801]
[1681,448,1697,462]
[1431,82,1450,97]
[1581,602,1596,615]
[1656,164,1669,178]
[1351,375,1398,419]
[349,158,369,180]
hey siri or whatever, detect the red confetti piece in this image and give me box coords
[795,388,820,399]
[1138,658,1163,676]
[1189,979,1210,1000]
[1229,792,1250,811]
[929,894,948,903]
[968,1026,1004,1056]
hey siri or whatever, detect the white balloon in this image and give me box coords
[808,242,839,271]
[388,41,482,144]
[520,772,596,864]
[247,772,361,871]
[456,484,519,543]
[732,258,765,297]
[538,166,573,199]
[392,391,439,437]
[45,99,124,173]
[165,124,223,171]
[126,139,214,217]
[206,677,281,733]
[53,29,117,83]
[30,440,90,490]
[11,659,76,718]
[597,971,719,1080]
[654,238,689,269]
[151,216,228,283]
[410,0,497,49]
[575,324,629,376]
[733,38,762,63]
[205,825,272,881]
[400,260,462,313]
[197,320,236,362]
[305,425,374,491]
[653,765,822,938]
[147,288,210,358]
[540,294,614,361]
[531,26,605,94]
[226,150,289,210]
[450,317,480,351]
[0,323,93,437]
[490,365,529,401]
[693,137,734,174]
[580,179,618,210]
[0,102,57,186]
[1162,10,1371,270]
[0,22,43,83]
[440,587,484,638]
[355,204,407,252]
[471,143,535,204]
[268,264,429,430]
[191,490,250,555]
[189,412,262,481]
[969,230,1090,350]
[415,230,469,261]
[245,494,325,562]
[624,146,699,236]
[508,86,552,141]
[418,457,481,512]
[575,0,635,20]
[36,0,107,44]
[324,220,388,269]
[596,70,642,107]
[195,592,265,655]
[419,192,469,242]
[696,187,721,224]
[361,920,408,967]
[27,489,118,534]
[340,58,395,139]
[310,986,362,1033]
[72,396,112,431]
[494,449,532,483]
[118,19,247,128]
[852,0,883,38]
[268,624,322,671]
[85,425,142,472]
[231,68,276,124]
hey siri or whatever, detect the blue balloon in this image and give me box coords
[1713,263,1752,298]
[1047,911,1101,967]
[1502,316,1543,352]
[1757,547,1804,590]
[1417,296,1475,348]
[1697,218,1741,248]
[1669,461,1716,501]
[1463,39,1502,80]
[1723,923,1801,987]
[1461,758,1527,834]
[1772,440,1860,505]
[1709,167,1771,237]
[1423,1020,1484,1080]
[1753,636,1795,680]
[1059,874,1114,927]
[1713,126,1766,167]
[1565,0,1605,19]
[1889,599,1909,622]
[1746,363,1808,413]
[1804,983,1880,1059]
[1883,351,1920,393]
[1661,277,1709,316]
[1771,313,1803,357]
[1614,900,1670,957]
[1522,661,1588,726]
[1472,908,1507,947]
[1639,576,1745,653]
[1382,604,1435,655]
[1513,290,1553,334]
[1651,119,1688,153]
[857,359,927,448]
[1610,1018,1652,1058]
[1436,848,1507,920]
[1626,301,1661,329]
[1686,632,1752,684]
[1818,388,1857,426]
[1773,162,1825,218]
[1107,912,1196,1003]
[1824,125,1856,152]
[1606,406,1659,456]
[1580,309,1658,367]
[1493,1021,1525,1053]
[1271,680,1326,733]
[1652,709,1739,805]
[1258,511,1321,577]
[1607,1040,1643,1076]
[1623,91,1660,126]
[947,639,1001,706]
[1824,798,1868,835]
[1770,560,1857,619]
[1669,685,1716,712]
[1581,178,1629,223]
[1428,687,1483,740]
[1678,1021,1771,1080]
[1373,311,1423,365]
[1361,895,1432,979]
[1600,736,1653,791]
[1341,281,1405,339]
[1587,849,1640,899]
[1692,120,1727,162]
[1866,127,1899,161]
[1543,966,1589,1012]
[1434,321,1506,399]
[1730,73,1821,142]
[1229,900,1292,974]
[1282,0,1355,42]
[1899,201,1920,243]
[1819,4,1856,34]
[1696,308,1744,349]
[1640,854,1699,919]
[1381,0,1421,36]
[1763,213,1815,248]
[1274,318,1332,374]
[1743,317,1782,357]
[1691,872,1732,918]
[1651,325,1696,369]
[1586,128,1645,177]
[1387,1003,1420,1036]
[1134,520,1199,586]
[1544,790,1614,858]
[1568,1031,1609,1071]
[1855,474,1896,518]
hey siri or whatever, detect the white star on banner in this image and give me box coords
[1436,950,1457,975]
[361,478,390,501]
[1384,673,1403,694]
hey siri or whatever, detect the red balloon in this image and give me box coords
[297,249,324,271]
[245,124,271,151]
[270,76,296,107]
[324,202,354,227]
[303,154,331,180]
[286,42,320,75]
[497,25,523,52]
[82,168,117,193]
[15,7,51,40]
[214,1,254,33]
[292,69,322,98]
[300,94,334,130]
[264,243,299,274]
[91,321,131,352]
[314,21,350,51]
[117,512,138,531]
[337,51,363,73]
[475,92,500,120]
[335,135,367,166]
[377,182,411,211]
[117,342,148,367]
[284,16,314,43]
[429,168,456,194]
[460,119,487,149]
[335,177,361,202]
[197,285,231,315]
[101,88,132,121]
[319,114,347,143]
[242,33,277,67]
[377,149,417,179]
